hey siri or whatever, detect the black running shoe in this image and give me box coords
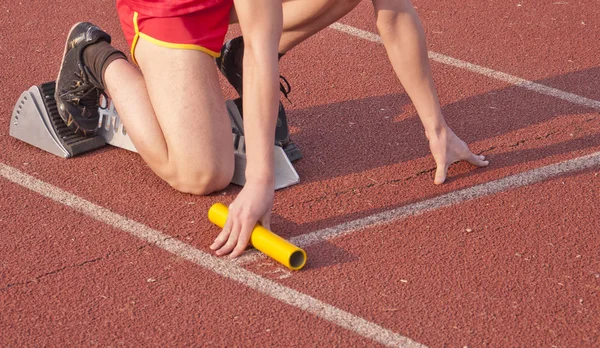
[216,36,303,162]
[55,22,111,136]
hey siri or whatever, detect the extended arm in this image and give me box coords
[210,0,283,257]
[373,0,488,183]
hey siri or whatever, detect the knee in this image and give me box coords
[166,163,234,196]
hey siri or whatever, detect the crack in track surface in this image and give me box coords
[1,232,194,291]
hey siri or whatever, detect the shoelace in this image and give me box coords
[62,67,108,115]
[279,75,291,103]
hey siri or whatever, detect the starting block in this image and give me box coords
[9,81,300,190]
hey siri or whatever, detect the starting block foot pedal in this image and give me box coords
[98,100,137,152]
[9,81,105,158]
[226,100,300,190]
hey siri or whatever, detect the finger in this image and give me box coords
[216,219,241,256]
[229,218,255,258]
[210,214,234,250]
[465,153,490,167]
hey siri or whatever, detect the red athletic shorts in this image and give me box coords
[116,0,233,63]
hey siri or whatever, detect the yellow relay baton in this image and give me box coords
[208,203,307,270]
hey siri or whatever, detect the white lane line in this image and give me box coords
[0,163,425,348]
[236,151,600,265]
[329,22,600,110]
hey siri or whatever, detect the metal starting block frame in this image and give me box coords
[9,81,300,190]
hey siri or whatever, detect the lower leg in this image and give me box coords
[103,58,171,174]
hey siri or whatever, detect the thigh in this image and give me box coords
[135,37,234,176]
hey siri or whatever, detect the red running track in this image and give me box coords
[1,0,599,346]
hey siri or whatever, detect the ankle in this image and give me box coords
[82,41,127,88]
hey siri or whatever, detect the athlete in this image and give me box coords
[219,0,489,185]
[54,0,283,258]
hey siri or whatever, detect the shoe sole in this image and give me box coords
[54,22,96,136]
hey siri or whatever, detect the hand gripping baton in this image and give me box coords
[208,203,307,270]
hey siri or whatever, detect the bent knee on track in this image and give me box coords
[162,161,234,196]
